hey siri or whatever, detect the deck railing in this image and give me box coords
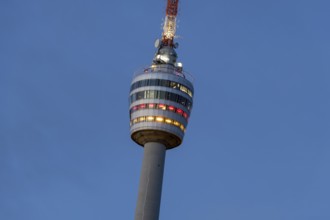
[133,65,194,84]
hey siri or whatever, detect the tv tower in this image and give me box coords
[129,1,194,219]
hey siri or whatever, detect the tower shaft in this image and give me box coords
[130,1,194,219]
[135,142,166,220]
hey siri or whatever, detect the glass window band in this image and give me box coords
[130,90,192,110]
[130,79,193,98]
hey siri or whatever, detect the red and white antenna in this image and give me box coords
[161,0,179,47]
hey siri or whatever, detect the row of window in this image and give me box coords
[130,79,193,98]
[130,115,186,132]
[130,90,192,110]
[130,103,189,120]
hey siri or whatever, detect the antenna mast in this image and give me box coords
[161,0,179,47]
[153,0,181,66]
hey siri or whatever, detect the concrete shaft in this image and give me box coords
[135,142,166,220]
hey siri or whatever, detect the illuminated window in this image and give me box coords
[180,125,185,131]
[148,103,155,108]
[158,104,166,110]
[133,118,138,124]
[176,108,183,115]
[147,116,154,121]
[180,86,188,93]
[156,117,164,122]
[139,116,146,122]
[170,82,177,88]
[183,112,188,119]
[173,121,180,126]
[165,119,173,124]
[139,104,146,109]
[168,106,175,111]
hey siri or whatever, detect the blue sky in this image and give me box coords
[1,0,330,219]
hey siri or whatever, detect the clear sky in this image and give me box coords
[1,0,330,219]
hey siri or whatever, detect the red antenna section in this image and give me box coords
[162,0,179,47]
[166,0,179,16]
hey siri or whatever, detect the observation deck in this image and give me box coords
[129,64,194,149]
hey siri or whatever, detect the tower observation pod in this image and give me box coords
[129,1,194,220]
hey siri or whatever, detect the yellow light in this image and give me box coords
[173,121,180,126]
[156,117,164,122]
[139,116,146,122]
[180,125,185,131]
[180,86,188,93]
[147,116,154,121]
[165,119,173,124]
[133,118,138,124]
[158,104,166,110]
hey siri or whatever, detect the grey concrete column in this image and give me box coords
[135,142,166,220]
